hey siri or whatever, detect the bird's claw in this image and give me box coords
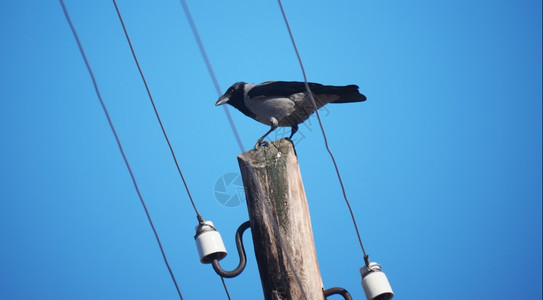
[254,140,268,149]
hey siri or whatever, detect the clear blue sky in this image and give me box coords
[1,0,541,299]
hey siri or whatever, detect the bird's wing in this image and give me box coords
[247,81,325,100]
[248,81,365,106]
[286,84,366,125]
[246,81,366,126]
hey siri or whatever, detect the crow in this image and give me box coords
[216,81,366,147]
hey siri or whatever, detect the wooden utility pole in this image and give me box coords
[237,139,325,300]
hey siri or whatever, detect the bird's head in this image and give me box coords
[216,82,246,106]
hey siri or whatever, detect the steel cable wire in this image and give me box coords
[60,1,184,298]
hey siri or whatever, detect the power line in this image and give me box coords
[220,276,232,300]
[179,0,245,153]
[59,1,184,298]
[177,1,239,298]
[112,0,203,223]
[113,1,235,298]
[276,0,370,264]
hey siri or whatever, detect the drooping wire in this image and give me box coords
[220,276,231,300]
[179,0,245,153]
[276,0,370,265]
[59,1,184,298]
[112,0,204,223]
[177,1,239,298]
[114,2,234,298]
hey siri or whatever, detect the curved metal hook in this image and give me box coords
[324,287,353,300]
[211,221,251,278]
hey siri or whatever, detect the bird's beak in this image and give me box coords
[215,95,229,106]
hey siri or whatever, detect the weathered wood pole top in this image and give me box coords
[237,139,325,300]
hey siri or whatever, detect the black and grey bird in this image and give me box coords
[216,81,366,147]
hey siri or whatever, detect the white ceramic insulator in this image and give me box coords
[195,221,227,263]
[361,263,394,300]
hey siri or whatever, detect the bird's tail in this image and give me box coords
[285,83,366,126]
[324,85,367,103]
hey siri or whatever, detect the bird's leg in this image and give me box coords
[255,125,277,148]
[255,118,279,148]
[288,124,298,140]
